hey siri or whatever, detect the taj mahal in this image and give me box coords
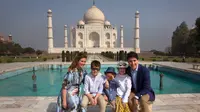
[47,2,140,54]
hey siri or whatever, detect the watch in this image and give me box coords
[134,96,139,100]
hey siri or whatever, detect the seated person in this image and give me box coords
[115,61,132,112]
[81,60,107,112]
[56,53,87,112]
[126,52,155,112]
[103,67,120,112]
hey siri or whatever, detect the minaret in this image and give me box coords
[134,11,140,53]
[70,26,74,47]
[8,34,12,42]
[64,25,68,48]
[93,0,95,5]
[47,9,54,53]
[120,25,124,48]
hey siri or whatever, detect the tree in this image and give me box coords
[0,42,7,55]
[36,50,43,56]
[194,17,200,54]
[23,47,35,54]
[171,21,189,55]
[119,50,125,61]
[11,43,23,55]
[195,17,200,33]
[165,46,171,55]
[116,51,119,61]
[171,27,179,54]
[66,51,70,62]
[124,51,127,61]
[150,50,166,56]
[0,42,23,55]
[62,51,65,62]
[185,28,197,56]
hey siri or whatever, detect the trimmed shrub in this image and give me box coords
[62,51,65,62]
[43,58,47,61]
[124,51,127,61]
[57,55,60,59]
[192,59,198,63]
[119,50,125,61]
[7,59,13,63]
[152,59,156,61]
[172,59,178,62]
[116,52,119,61]
[163,58,169,61]
[66,51,70,62]
[101,51,115,59]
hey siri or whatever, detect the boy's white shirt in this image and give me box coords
[115,74,132,103]
[83,72,104,97]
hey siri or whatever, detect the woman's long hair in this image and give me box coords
[68,52,87,72]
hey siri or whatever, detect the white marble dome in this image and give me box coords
[78,20,85,25]
[105,21,111,25]
[83,5,105,24]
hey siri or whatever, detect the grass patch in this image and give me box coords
[0,54,59,63]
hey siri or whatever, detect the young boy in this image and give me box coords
[103,67,120,111]
[81,60,107,112]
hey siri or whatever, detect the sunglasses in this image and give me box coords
[119,63,127,66]
[91,67,100,71]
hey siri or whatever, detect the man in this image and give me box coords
[126,52,155,112]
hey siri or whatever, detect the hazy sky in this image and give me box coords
[0,0,200,51]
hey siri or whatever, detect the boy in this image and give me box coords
[81,60,107,112]
[103,67,120,111]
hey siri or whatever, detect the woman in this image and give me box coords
[57,52,87,112]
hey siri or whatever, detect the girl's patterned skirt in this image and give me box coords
[115,96,131,112]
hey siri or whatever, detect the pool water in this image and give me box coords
[0,65,200,96]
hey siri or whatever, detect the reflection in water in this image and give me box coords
[49,71,54,85]
[32,67,37,92]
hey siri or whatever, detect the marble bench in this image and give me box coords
[193,64,200,70]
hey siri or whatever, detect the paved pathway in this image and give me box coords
[0,94,200,112]
[154,62,200,73]
[87,54,113,62]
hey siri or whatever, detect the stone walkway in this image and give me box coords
[154,62,200,74]
[0,94,200,112]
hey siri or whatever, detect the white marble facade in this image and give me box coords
[47,4,140,53]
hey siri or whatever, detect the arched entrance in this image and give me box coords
[105,41,110,48]
[78,41,83,48]
[89,32,100,48]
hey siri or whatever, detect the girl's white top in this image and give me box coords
[115,74,132,103]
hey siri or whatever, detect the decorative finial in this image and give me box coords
[93,0,95,5]
[136,11,139,14]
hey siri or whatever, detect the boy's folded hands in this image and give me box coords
[89,97,95,105]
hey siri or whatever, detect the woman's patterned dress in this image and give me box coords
[56,69,87,112]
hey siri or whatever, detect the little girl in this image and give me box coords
[115,61,132,112]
